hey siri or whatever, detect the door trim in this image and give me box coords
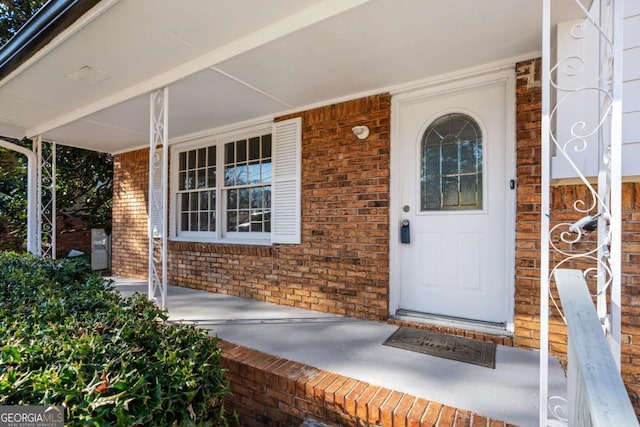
[389,68,517,333]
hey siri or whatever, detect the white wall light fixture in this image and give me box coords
[352,125,369,139]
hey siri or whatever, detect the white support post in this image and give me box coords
[608,0,623,370]
[35,136,56,259]
[542,0,625,424]
[35,136,42,256]
[0,139,37,254]
[540,1,551,426]
[148,88,169,309]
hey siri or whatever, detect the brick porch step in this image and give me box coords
[219,340,516,427]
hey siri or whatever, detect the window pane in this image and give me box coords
[250,210,263,232]
[207,146,216,167]
[199,212,208,231]
[420,113,482,211]
[238,210,250,232]
[197,169,206,188]
[199,191,209,210]
[261,161,272,183]
[187,171,195,190]
[424,146,440,177]
[250,187,262,209]
[263,186,272,208]
[224,166,234,186]
[235,164,248,186]
[179,172,187,191]
[459,140,479,174]
[190,193,198,211]
[442,176,459,207]
[248,162,260,184]
[249,137,260,161]
[225,142,234,165]
[237,139,247,162]
[179,152,186,171]
[207,167,216,187]
[188,150,196,169]
[262,134,272,158]
[190,212,198,230]
[423,176,440,209]
[441,143,458,176]
[181,193,189,211]
[197,148,206,168]
[238,188,250,209]
[181,213,189,231]
[227,211,237,232]
[227,189,237,209]
[460,175,479,206]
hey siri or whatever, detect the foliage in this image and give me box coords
[54,144,114,231]
[0,140,113,246]
[0,0,45,46]
[0,252,236,426]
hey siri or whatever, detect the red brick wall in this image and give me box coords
[55,216,94,258]
[112,149,149,279]
[112,94,391,321]
[621,184,640,411]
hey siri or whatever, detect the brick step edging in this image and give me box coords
[218,340,516,427]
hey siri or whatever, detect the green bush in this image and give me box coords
[0,252,235,426]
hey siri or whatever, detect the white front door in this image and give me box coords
[394,77,513,325]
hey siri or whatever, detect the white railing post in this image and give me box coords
[608,0,623,370]
[148,87,168,309]
[0,139,38,255]
[542,0,625,424]
[35,136,56,259]
[540,1,552,425]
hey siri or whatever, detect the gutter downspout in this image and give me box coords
[0,139,38,254]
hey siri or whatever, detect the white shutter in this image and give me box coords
[271,117,301,244]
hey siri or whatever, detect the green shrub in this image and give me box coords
[0,252,235,426]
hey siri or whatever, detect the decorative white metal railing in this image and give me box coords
[148,88,168,309]
[35,136,56,259]
[541,0,625,426]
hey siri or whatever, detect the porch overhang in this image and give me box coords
[0,0,584,154]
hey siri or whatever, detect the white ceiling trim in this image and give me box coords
[0,0,120,90]
[25,0,374,139]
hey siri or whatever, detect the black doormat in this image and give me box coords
[383,327,496,369]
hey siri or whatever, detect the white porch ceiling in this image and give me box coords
[0,0,583,153]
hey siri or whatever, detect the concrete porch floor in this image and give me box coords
[111,277,567,427]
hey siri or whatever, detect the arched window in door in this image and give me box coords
[421,113,483,211]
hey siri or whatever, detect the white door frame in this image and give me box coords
[389,67,517,333]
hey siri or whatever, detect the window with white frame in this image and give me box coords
[171,118,301,244]
[223,134,272,236]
